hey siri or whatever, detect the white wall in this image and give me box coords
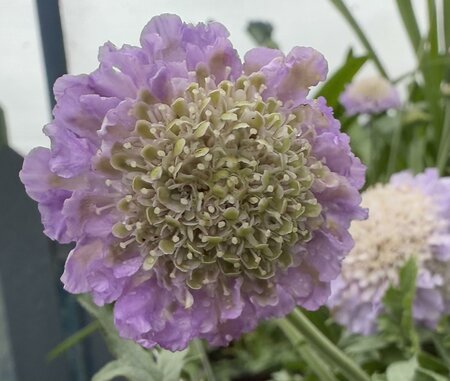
[0,0,425,154]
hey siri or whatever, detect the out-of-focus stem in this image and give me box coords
[278,319,338,381]
[192,340,216,381]
[437,100,450,174]
[287,309,371,381]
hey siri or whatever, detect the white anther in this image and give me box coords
[183,146,190,154]
[250,128,258,135]
[125,224,133,231]
[217,250,224,257]
[227,195,235,203]
[249,160,257,166]
[157,150,166,157]
[119,237,134,249]
[231,237,238,245]
[129,160,137,168]
[150,127,157,134]
[123,142,132,149]
[249,197,258,204]
[253,174,261,181]
[242,222,249,228]
[187,252,193,260]
[172,235,180,243]
[197,163,206,170]
[141,188,150,195]
[283,174,290,181]
[265,230,271,237]
[205,110,212,118]
[149,249,157,256]
[266,185,274,192]
[255,256,261,263]
[208,205,215,213]
[135,222,143,229]
[205,153,213,162]
[125,195,133,202]
[218,221,226,228]
[168,166,175,173]
[233,263,240,268]
[105,179,112,186]
[180,198,189,205]
[154,207,161,214]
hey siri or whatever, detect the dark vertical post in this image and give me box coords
[0,107,7,147]
[0,146,71,381]
[35,0,67,108]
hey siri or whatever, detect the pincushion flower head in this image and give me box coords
[329,169,450,335]
[20,14,366,350]
[340,75,401,116]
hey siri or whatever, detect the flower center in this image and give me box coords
[343,184,440,288]
[103,74,322,289]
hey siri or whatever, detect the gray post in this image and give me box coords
[35,0,67,109]
[0,146,71,380]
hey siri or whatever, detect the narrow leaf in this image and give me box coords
[315,50,368,108]
[328,0,388,78]
[394,0,422,54]
[47,320,100,361]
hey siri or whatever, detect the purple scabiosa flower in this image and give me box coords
[340,75,401,116]
[329,169,450,335]
[20,14,366,350]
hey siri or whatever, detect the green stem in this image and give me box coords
[47,320,100,361]
[328,0,388,78]
[288,309,371,381]
[192,340,216,381]
[278,319,338,381]
[437,100,450,174]
[387,115,403,178]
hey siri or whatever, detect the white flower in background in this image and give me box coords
[329,169,450,334]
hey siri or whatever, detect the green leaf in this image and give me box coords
[247,21,279,49]
[394,0,422,54]
[92,359,155,381]
[328,0,388,77]
[341,335,388,356]
[378,259,419,353]
[156,349,189,381]
[416,368,449,381]
[386,357,417,381]
[417,351,449,376]
[314,50,368,109]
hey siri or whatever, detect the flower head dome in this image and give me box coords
[329,169,450,335]
[20,14,366,350]
[340,75,401,116]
